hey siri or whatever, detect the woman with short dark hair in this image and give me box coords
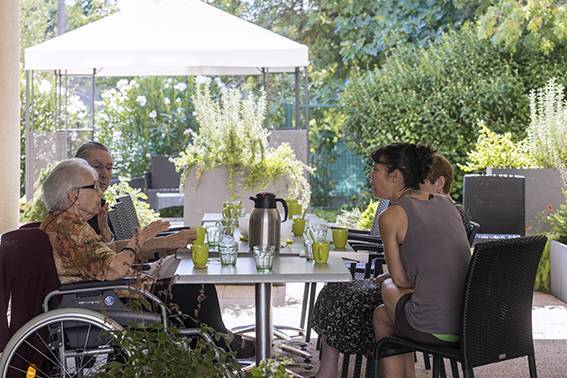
[313,144,470,378]
[371,143,470,377]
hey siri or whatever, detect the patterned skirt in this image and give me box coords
[311,279,382,356]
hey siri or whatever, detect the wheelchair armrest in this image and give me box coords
[59,278,136,291]
[45,278,169,329]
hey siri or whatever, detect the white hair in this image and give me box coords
[42,158,98,212]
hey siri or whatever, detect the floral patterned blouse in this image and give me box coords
[40,212,116,284]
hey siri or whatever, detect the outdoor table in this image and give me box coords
[201,212,372,262]
[173,254,351,364]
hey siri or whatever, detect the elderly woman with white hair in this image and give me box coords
[40,158,168,284]
[39,158,257,358]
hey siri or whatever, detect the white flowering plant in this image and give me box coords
[97,77,197,178]
[172,86,312,207]
[527,78,567,184]
[460,78,566,186]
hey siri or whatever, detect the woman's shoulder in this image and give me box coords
[379,204,406,228]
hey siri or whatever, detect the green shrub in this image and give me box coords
[97,77,197,178]
[357,201,379,230]
[341,25,566,198]
[534,234,556,293]
[335,200,378,230]
[98,324,241,377]
[548,191,567,241]
[460,121,535,172]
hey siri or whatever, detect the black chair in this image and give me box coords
[463,174,526,238]
[146,156,184,211]
[371,235,547,378]
[108,195,190,241]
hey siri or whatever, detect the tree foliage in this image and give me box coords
[341,25,566,197]
[477,0,567,55]
[97,77,197,177]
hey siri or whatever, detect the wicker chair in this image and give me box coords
[371,235,547,378]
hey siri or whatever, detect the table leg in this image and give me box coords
[305,282,317,342]
[255,282,273,364]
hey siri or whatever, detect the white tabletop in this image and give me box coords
[201,212,372,262]
[174,255,352,284]
[201,212,327,225]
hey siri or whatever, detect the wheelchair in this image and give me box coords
[0,228,235,378]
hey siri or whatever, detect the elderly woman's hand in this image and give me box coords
[126,220,170,252]
[161,229,196,249]
[98,203,113,243]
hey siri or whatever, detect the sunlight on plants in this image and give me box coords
[172,86,312,207]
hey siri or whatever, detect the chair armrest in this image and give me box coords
[348,228,371,236]
[349,233,382,244]
[350,242,384,253]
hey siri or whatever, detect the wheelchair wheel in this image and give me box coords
[0,308,125,378]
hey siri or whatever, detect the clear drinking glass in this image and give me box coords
[310,223,329,242]
[253,245,275,271]
[219,236,238,265]
[303,239,314,261]
[206,225,223,252]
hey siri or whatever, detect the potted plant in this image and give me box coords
[549,191,567,302]
[461,78,566,233]
[172,86,311,227]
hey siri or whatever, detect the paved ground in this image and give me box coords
[219,284,567,377]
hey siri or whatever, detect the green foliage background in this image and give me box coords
[97,77,197,178]
[341,24,566,198]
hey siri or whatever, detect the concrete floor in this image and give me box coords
[219,284,567,377]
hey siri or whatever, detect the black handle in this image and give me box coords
[275,198,288,222]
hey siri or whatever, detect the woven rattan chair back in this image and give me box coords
[369,199,390,237]
[461,235,547,370]
[108,196,140,240]
[117,195,140,230]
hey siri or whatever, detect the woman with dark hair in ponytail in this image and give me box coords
[313,143,470,378]
[370,143,470,377]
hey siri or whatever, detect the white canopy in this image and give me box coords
[24,0,309,76]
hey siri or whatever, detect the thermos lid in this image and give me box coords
[250,192,277,208]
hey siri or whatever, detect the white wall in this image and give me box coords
[0,0,21,233]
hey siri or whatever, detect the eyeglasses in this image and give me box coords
[75,182,101,194]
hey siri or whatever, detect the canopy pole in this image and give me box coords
[64,70,68,140]
[294,67,300,128]
[91,68,96,138]
[262,68,269,129]
[304,66,309,130]
[24,71,32,200]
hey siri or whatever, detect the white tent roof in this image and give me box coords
[24,0,309,76]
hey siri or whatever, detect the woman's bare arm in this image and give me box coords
[378,206,413,289]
